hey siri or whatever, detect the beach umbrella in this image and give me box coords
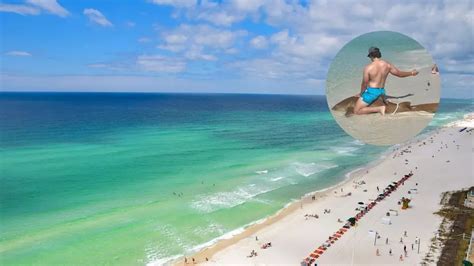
[358,201,364,205]
[462,260,472,266]
[347,217,356,225]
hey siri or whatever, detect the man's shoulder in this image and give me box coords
[380,59,391,66]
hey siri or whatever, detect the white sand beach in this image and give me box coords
[183,114,473,265]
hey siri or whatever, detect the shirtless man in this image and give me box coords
[354,47,418,115]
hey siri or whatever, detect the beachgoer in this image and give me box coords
[376,248,380,256]
[377,186,379,192]
[404,230,407,237]
[404,245,407,252]
[389,248,392,256]
[386,238,389,244]
[206,257,209,262]
[399,254,403,261]
[185,257,188,264]
[353,47,418,115]
[192,258,195,264]
[256,236,258,241]
[412,243,414,250]
[400,237,403,243]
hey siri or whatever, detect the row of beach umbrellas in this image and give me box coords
[302,172,414,266]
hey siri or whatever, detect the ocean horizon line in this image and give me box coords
[0,91,471,100]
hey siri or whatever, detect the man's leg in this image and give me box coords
[353,97,386,115]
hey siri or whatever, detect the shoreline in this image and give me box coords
[166,113,473,265]
[168,168,368,266]
[164,132,404,265]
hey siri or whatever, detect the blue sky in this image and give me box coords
[0,0,473,98]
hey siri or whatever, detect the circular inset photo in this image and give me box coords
[326,31,440,146]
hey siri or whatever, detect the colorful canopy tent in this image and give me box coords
[401,198,411,209]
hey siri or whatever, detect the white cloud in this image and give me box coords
[0,4,40,15]
[5,51,32,56]
[83,8,113,27]
[149,0,196,8]
[196,10,243,26]
[2,0,473,97]
[0,0,68,17]
[26,0,69,17]
[136,55,186,73]
[157,24,246,60]
[250,35,268,49]
[232,0,265,12]
[0,73,320,95]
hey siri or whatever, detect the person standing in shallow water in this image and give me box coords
[353,47,419,115]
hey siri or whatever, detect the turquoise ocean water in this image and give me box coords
[0,93,471,265]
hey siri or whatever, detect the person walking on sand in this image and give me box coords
[354,47,419,115]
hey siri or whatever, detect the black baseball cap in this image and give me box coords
[367,46,380,57]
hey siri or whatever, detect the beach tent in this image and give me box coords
[402,198,411,209]
[347,217,356,226]
[381,217,392,225]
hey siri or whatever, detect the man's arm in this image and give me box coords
[358,66,370,96]
[389,64,418,77]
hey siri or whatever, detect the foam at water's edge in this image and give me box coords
[293,162,338,177]
[148,218,268,266]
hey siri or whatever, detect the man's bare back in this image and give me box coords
[364,59,391,88]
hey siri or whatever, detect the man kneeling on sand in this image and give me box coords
[354,47,419,115]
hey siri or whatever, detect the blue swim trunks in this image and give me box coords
[361,87,385,105]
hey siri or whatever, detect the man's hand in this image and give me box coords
[411,69,419,76]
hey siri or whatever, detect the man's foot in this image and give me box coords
[380,105,386,116]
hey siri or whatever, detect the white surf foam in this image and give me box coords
[255,170,268,174]
[270,176,284,182]
[148,221,259,266]
[190,185,273,213]
[331,146,359,155]
[293,162,338,177]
